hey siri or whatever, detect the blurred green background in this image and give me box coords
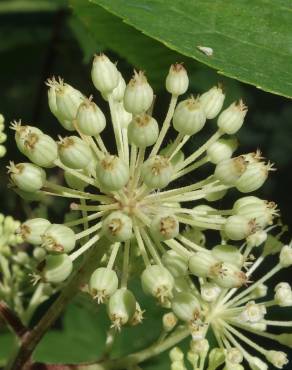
[0,0,292,368]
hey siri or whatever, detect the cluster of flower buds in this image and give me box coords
[0,114,7,157]
[0,213,54,323]
[19,218,75,284]
[7,53,292,364]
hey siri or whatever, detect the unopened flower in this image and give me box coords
[0,114,7,157]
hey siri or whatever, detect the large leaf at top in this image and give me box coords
[90,0,292,99]
[69,0,243,98]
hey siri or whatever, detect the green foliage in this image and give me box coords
[33,301,108,363]
[89,0,292,98]
[70,0,243,97]
[0,332,15,367]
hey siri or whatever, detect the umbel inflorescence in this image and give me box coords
[6,55,292,369]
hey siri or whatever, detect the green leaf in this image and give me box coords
[89,0,292,98]
[0,0,66,13]
[33,302,108,363]
[70,0,243,98]
[0,332,16,367]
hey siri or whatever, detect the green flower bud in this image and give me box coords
[124,71,153,114]
[207,137,238,164]
[107,288,136,329]
[102,72,126,102]
[111,72,126,101]
[240,301,266,323]
[188,251,219,278]
[173,97,206,136]
[91,54,119,94]
[41,253,73,284]
[171,360,186,370]
[47,77,59,117]
[236,201,276,228]
[214,156,247,185]
[233,196,263,213]
[89,267,118,303]
[11,121,43,155]
[187,352,199,368]
[20,218,51,245]
[162,312,178,332]
[236,162,269,193]
[224,215,257,241]
[171,292,201,323]
[24,132,58,168]
[141,265,174,303]
[102,211,132,242]
[200,282,221,302]
[76,98,106,136]
[54,82,84,122]
[0,145,6,157]
[15,251,29,265]
[150,213,179,241]
[128,113,159,148]
[190,338,209,355]
[226,348,243,364]
[251,284,268,299]
[274,282,292,307]
[165,63,189,96]
[279,245,292,267]
[263,235,283,256]
[58,136,93,169]
[141,155,173,189]
[47,79,75,130]
[217,100,247,134]
[8,162,46,192]
[64,169,88,190]
[0,132,7,144]
[265,351,288,369]
[96,155,129,191]
[207,347,225,370]
[182,227,206,246]
[212,244,244,268]
[169,347,184,362]
[42,224,76,254]
[199,85,225,119]
[211,262,247,289]
[162,250,188,277]
[33,247,47,261]
[205,189,227,202]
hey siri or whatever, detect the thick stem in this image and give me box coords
[5,239,107,370]
[0,300,27,337]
